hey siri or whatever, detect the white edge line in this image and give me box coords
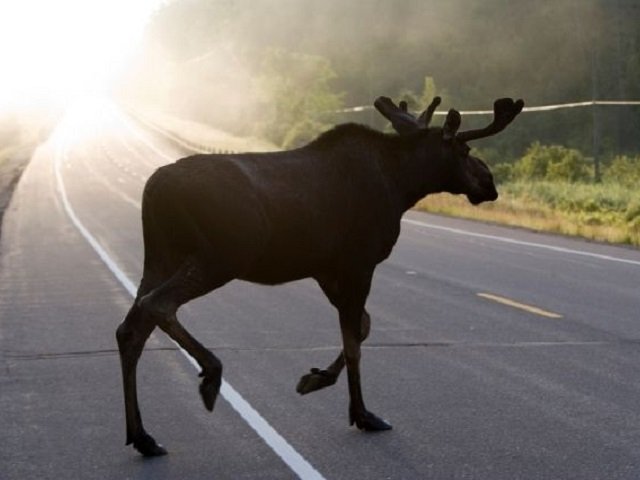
[402,218,640,267]
[53,129,325,480]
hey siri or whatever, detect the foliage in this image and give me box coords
[503,181,631,216]
[625,199,640,226]
[417,142,640,245]
[126,0,640,157]
[418,179,640,245]
[490,144,640,186]
[396,76,449,113]
[603,155,640,187]
[510,142,591,182]
[490,163,514,184]
[253,49,343,148]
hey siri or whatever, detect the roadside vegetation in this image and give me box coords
[418,146,640,246]
[0,109,58,229]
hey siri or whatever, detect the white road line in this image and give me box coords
[402,218,640,267]
[54,129,325,480]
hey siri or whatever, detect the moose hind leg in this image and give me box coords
[296,310,371,395]
[116,303,168,456]
[141,257,228,413]
[158,315,223,412]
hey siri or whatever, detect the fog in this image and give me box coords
[112,0,639,155]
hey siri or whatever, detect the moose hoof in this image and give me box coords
[352,410,393,432]
[199,374,221,412]
[296,368,337,395]
[132,432,168,457]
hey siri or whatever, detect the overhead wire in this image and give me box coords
[335,99,640,116]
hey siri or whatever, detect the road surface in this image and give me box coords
[2,99,640,479]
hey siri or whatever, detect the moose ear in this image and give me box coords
[443,109,461,140]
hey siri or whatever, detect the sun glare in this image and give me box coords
[0,0,161,109]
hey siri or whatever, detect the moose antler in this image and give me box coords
[373,96,420,134]
[417,96,441,128]
[373,96,442,134]
[456,98,524,142]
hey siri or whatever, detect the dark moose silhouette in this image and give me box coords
[116,95,524,456]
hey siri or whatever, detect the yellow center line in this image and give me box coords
[477,292,563,319]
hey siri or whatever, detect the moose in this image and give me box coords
[116,95,524,456]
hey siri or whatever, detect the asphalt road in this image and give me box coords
[2,99,640,479]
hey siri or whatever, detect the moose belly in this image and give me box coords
[238,235,337,285]
[237,224,396,285]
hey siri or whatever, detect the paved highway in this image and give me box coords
[2,99,640,479]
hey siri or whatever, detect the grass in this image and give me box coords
[417,181,640,246]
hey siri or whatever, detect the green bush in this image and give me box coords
[604,155,640,186]
[625,199,640,223]
[501,180,636,216]
[490,163,513,183]
[511,142,591,182]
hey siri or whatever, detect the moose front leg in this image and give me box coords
[296,310,371,395]
[340,305,391,431]
[301,270,390,430]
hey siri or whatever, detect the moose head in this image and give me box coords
[374,95,524,205]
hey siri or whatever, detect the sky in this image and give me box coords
[0,0,162,108]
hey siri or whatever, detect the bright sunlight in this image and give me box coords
[0,0,161,108]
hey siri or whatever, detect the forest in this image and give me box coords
[114,0,640,244]
[118,0,640,159]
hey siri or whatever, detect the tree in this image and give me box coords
[254,49,343,148]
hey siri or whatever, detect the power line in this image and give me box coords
[335,99,640,116]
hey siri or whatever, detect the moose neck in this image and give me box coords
[307,124,446,214]
[380,132,447,212]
